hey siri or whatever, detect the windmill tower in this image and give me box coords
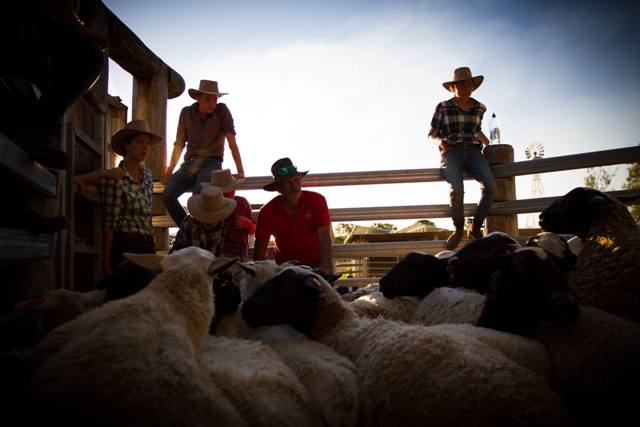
[525,142,545,229]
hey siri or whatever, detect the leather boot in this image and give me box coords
[445,227,464,250]
[468,220,484,240]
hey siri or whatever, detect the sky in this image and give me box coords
[104,0,640,230]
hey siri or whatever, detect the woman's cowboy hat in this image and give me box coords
[442,67,484,92]
[111,120,162,156]
[201,168,245,193]
[188,80,228,100]
[263,157,309,192]
[187,186,237,225]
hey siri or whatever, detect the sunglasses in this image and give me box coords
[275,165,297,177]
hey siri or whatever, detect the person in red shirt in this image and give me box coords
[254,157,334,274]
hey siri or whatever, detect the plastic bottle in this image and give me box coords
[488,113,501,144]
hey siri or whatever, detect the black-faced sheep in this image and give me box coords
[476,247,579,335]
[524,232,578,272]
[539,187,640,322]
[446,231,521,294]
[242,267,575,427]
[27,247,245,427]
[379,252,450,299]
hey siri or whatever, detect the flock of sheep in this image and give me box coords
[1,187,638,426]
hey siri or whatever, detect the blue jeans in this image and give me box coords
[441,144,497,229]
[163,157,222,226]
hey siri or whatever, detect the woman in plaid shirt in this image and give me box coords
[428,67,497,250]
[76,120,160,276]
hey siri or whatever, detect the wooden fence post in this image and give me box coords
[483,144,518,236]
[132,65,169,251]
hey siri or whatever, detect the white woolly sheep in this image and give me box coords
[409,286,486,326]
[201,335,313,427]
[539,187,640,323]
[27,247,244,427]
[242,266,575,427]
[266,338,360,427]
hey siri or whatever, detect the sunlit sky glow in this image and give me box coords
[105,0,640,230]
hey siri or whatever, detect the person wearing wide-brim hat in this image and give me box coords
[203,169,255,261]
[161,79,246,230]
[428,66,497,250]
[170,185,237,254]
[75,119,162,276]
[254,157,334,274]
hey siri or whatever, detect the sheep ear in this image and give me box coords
[304,277,328,292]
[208,257,237,275]
[124,253,165,272]
[237,262,256,275]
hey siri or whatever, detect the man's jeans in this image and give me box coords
[163,157,222,226]
[441,144,497,229]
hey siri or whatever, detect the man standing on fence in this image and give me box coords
[254,157,334,274]
[428,66,497,250]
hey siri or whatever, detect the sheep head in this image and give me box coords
[477,247,579,335]
[539,187,610,239]
[525,232,578,272]
[379,252,450,299]
[242,268,328,335]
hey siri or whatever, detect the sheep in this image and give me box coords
[349,291,418,322]
[406,247,579,337]
[27,247,245,427]
[475,247,579,335]
[446,231,521,294]
[524,231,578,272]
[539,187,640,323]
[242,266,575,427]
[340,283,379,302]
[201,335,313,427]
[379,252,450,299]
[409,286,486,326]
[530,305,640,426]
[266,338,360,427]
[214,263,361,427]
[0,289,107,352]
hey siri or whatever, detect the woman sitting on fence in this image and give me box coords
[428,66,497,250]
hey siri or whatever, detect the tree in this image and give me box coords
[584,166,616,191]
[623,162,640,223]
[334,223,356,244]
[370,223,397,233]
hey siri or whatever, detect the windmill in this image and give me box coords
[525,142,545,229]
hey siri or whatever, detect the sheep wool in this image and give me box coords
[350,291,418,322]
[268,338,360,427]
[202,335,313,427]
[243,268,574,427]
[530,305,640,426]
[409,287,486,327]
[28,247,245,427]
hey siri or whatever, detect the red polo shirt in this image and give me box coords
[255,190,331,266]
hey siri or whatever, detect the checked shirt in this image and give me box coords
[100,162,154,236]
[429,97,486,145]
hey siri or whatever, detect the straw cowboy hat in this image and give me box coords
[110,120,162,156]
[442,67,484,92]
[201,168,245,193]
[263,157,309,192]
[188,80,228,100]
[187,186,236,225]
